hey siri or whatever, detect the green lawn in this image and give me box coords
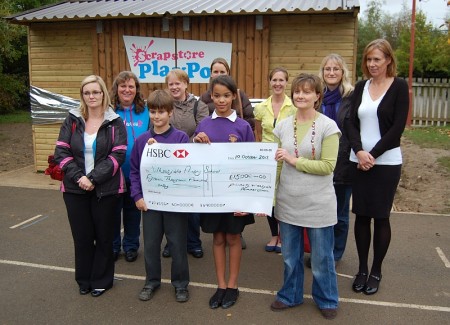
[0,111,31,123]
[403,125,450,171]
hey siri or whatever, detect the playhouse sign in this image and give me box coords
[123,36,232,83]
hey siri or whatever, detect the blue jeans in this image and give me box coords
[113,188,141,253]
[333,184,352,261]
[277,221,338,309]
[187,213,202,251]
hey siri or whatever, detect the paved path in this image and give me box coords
[0,167,449,324]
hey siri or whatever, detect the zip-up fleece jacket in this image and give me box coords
[54,106,128,197]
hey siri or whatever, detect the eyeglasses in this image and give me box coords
[323,67,341,73]
[83,91,103,97]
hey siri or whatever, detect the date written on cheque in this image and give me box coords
[228,154,270,160]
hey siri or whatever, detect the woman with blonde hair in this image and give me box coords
[316,54,354,265]
[54,75,127,297]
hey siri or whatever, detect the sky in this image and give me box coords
[359,0,449,28]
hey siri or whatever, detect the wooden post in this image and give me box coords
[407,0,416,127]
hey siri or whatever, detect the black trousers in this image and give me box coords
[63,192,120,290]
[142,210,189,289]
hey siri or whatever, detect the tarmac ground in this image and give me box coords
[0,166,449,324]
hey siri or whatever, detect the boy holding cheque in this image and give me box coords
[129,90,190,303]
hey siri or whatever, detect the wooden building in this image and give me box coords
[7,0,360,171]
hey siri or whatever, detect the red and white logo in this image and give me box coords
[173,149,189,158]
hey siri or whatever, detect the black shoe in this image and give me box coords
[363,274,382,295]
[209,288,226,309]
[139,287,158,301]
[352,272,368,293]
[91,289,106,297]
[79,288,91,295]
[221,288,239,309]
[113,251,119,262]
[175,288,189,302]
[125,249,138,262]
[162,247,171,258]
[189,249,204,258]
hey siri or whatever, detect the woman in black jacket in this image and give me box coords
[346,39,409,295]
[54,75,127,297]
[317,53,354,265]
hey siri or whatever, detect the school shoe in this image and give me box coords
[162,247,171,258]
[221,288,239,309]
[79,287,91,295]
[352,272,368,293]
[91,289,106,297]
[209,288,226,309]
[188,248,204,258]
[139,287,158,301]
[175,288,189,302]
[125,249,138,262]
[113,251,119,262]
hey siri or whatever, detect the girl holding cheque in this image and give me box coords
[193,75,255,309]
[129,90,191,303]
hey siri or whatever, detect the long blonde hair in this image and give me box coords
[318,53,354,97]
[79,75,111,120]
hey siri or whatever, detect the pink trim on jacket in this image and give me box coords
[60,157,74,168]
[109,155,119,176]
[112,145,127,151]
[56,141,71,148]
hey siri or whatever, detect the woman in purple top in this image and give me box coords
[193,75,255,310]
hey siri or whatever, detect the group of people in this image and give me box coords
[54,38,409,320]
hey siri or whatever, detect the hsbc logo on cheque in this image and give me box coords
[173,149,189,158]
[146,148,189,158]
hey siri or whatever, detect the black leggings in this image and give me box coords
[267,207,279,237]
[354,215,391,276]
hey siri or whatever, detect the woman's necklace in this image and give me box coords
[293,114,316,160]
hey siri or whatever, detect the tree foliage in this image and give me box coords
[0,0,59,114]
[358,0,449,78]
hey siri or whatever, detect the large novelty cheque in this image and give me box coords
[140,143,278,215]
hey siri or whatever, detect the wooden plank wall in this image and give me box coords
[28,13,358,171]
[29,21,95,98]
[94,15,271,99]
[32,124,62,172]
[270,14,357,94]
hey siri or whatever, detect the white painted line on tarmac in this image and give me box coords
[0,258,449,313]
[10,215,43,229]
[436,247,450,268]
[20,215,49,229]
[337,272,354,279]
